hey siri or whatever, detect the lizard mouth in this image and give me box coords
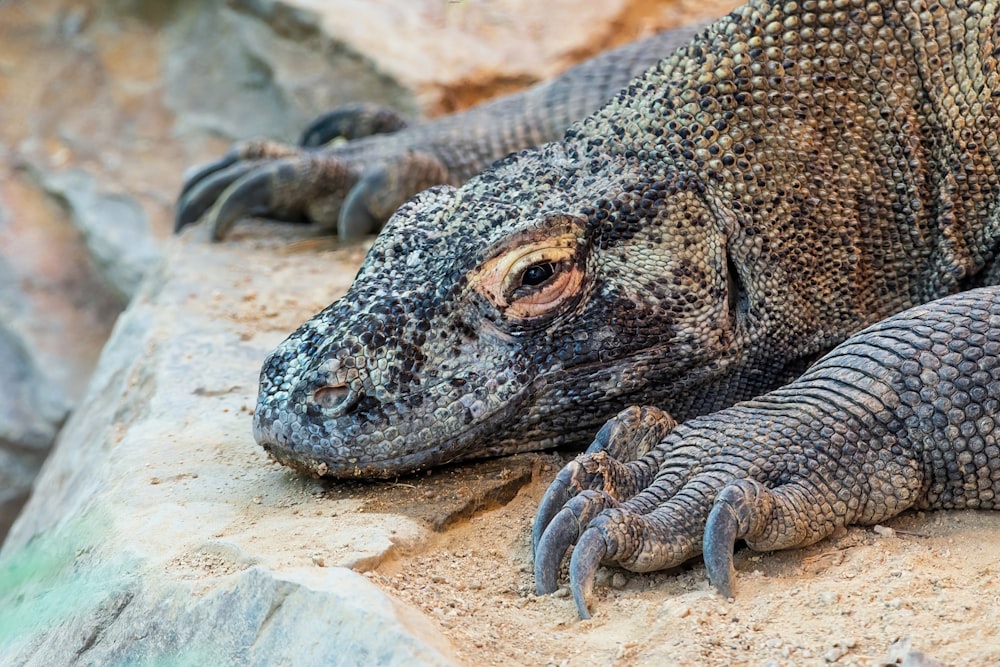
[252,378,533,479]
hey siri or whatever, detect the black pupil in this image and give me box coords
[521,263,555,287]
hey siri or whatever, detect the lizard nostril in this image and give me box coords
[314,384,348,408]
[312,383,359,416]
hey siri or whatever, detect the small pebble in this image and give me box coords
[873,525,895,538]
[823,646,847,662]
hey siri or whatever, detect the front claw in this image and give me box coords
[176,140,303,233]
[338,151,452,241]
[703,478,781,599]
[207,155,360,241]
[533,406,677,556]
[534,490,616,595]
[299,103,409,147]
[532,454,607,554]
[176,161,261,232]
[569,528,609,620]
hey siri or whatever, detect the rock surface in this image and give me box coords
[0,230,463,664]
[4,226,996,666]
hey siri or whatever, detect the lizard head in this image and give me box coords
[253,142,750,477]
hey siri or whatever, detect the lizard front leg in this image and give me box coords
[535,287,1000,618]
[175,103,450,241]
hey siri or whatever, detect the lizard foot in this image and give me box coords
[175,105,447,241]
[533,406,677,596]
[554,474,719,619]
[532,406,676,555]
[563,465,866,619]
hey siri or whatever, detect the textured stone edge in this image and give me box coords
[0,235,459,666]
[0,515,457,666]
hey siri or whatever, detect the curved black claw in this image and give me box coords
[299,103,409,147]
[208,167,288,241]
[704,479,775,598]
[534,491,613,595]
[175,160,260,232]
[532,465,577,555]
[533,506,581,595]
[703,496,740,599]
[569,528,609,620]
[339,168,388,241]
[178,151,240,202]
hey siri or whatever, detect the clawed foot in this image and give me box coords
[532,405,682,618]
[175,104,450,241]
[533,402,859,618]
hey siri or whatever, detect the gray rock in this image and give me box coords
[31,167,159,304]
[0,318,66,447]
[162,1,416,144]
[1,530,456,666]
[0,269,71,541]
[0,234,457,664]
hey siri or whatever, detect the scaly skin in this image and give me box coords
[534,287,1000,617]
[253,0,999,479]
[175,24,708,241]
[245,0,999,615]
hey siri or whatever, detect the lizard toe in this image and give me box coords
[176,160,262,233]
[208,154,362,240]
[568,527,609,620]
[176,139,306,234]
[534,490,616,595]
[703,479,774,599]
[532,466,575,556]
[299,103,409,147]
[586,405,677,461]
[338,151,454,241]
[534,407,678,555]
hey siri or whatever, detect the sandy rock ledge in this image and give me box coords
[0,230,458,665]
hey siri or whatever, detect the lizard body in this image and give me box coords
[536,286,1000,617]
[176,24,708,240]
[184,0,1000,615]
[252,0,999,478]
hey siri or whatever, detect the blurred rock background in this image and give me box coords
[0,0,735,542]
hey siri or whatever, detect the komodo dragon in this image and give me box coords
[179,0,1000,617]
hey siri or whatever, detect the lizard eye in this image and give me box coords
[473,241,584,321]
[518,262,555,288]
[469,215,588,323]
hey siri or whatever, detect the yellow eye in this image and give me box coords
[472,233,585,321]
